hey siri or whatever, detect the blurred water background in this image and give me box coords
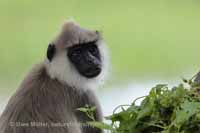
[1,0,200,115]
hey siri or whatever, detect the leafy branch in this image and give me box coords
[78,73,200,133]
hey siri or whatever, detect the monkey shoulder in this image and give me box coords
[1,64,68,121]
[0,64,78,132]
[0,63,102,133]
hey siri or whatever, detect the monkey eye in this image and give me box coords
[72,51,81,58]
[88,45,99,57]
[75,49,82,54]
[69,49,82,62]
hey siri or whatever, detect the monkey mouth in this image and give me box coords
[82,67,102,78]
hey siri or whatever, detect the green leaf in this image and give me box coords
[87,121,115,131]
[172,100,200,125]
[77,107,88,113]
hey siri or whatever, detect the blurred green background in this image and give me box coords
[1,0,200,94]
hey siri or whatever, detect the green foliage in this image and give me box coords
[77,104,97,121]
[86,78,200,133]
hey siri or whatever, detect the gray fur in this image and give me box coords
[53,21,101,49]
[0,63,102,133]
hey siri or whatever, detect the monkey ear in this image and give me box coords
[47,44,56,62]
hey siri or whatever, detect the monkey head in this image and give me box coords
[45,21,109,89]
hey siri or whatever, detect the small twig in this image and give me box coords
[112,104,131,115]
[132,95,147,105]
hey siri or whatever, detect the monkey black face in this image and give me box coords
[67,41,102,78]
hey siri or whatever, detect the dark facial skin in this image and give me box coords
[47,44,56,62]
[67,41,102,78]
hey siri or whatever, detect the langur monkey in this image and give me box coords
[0,20,109,133]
